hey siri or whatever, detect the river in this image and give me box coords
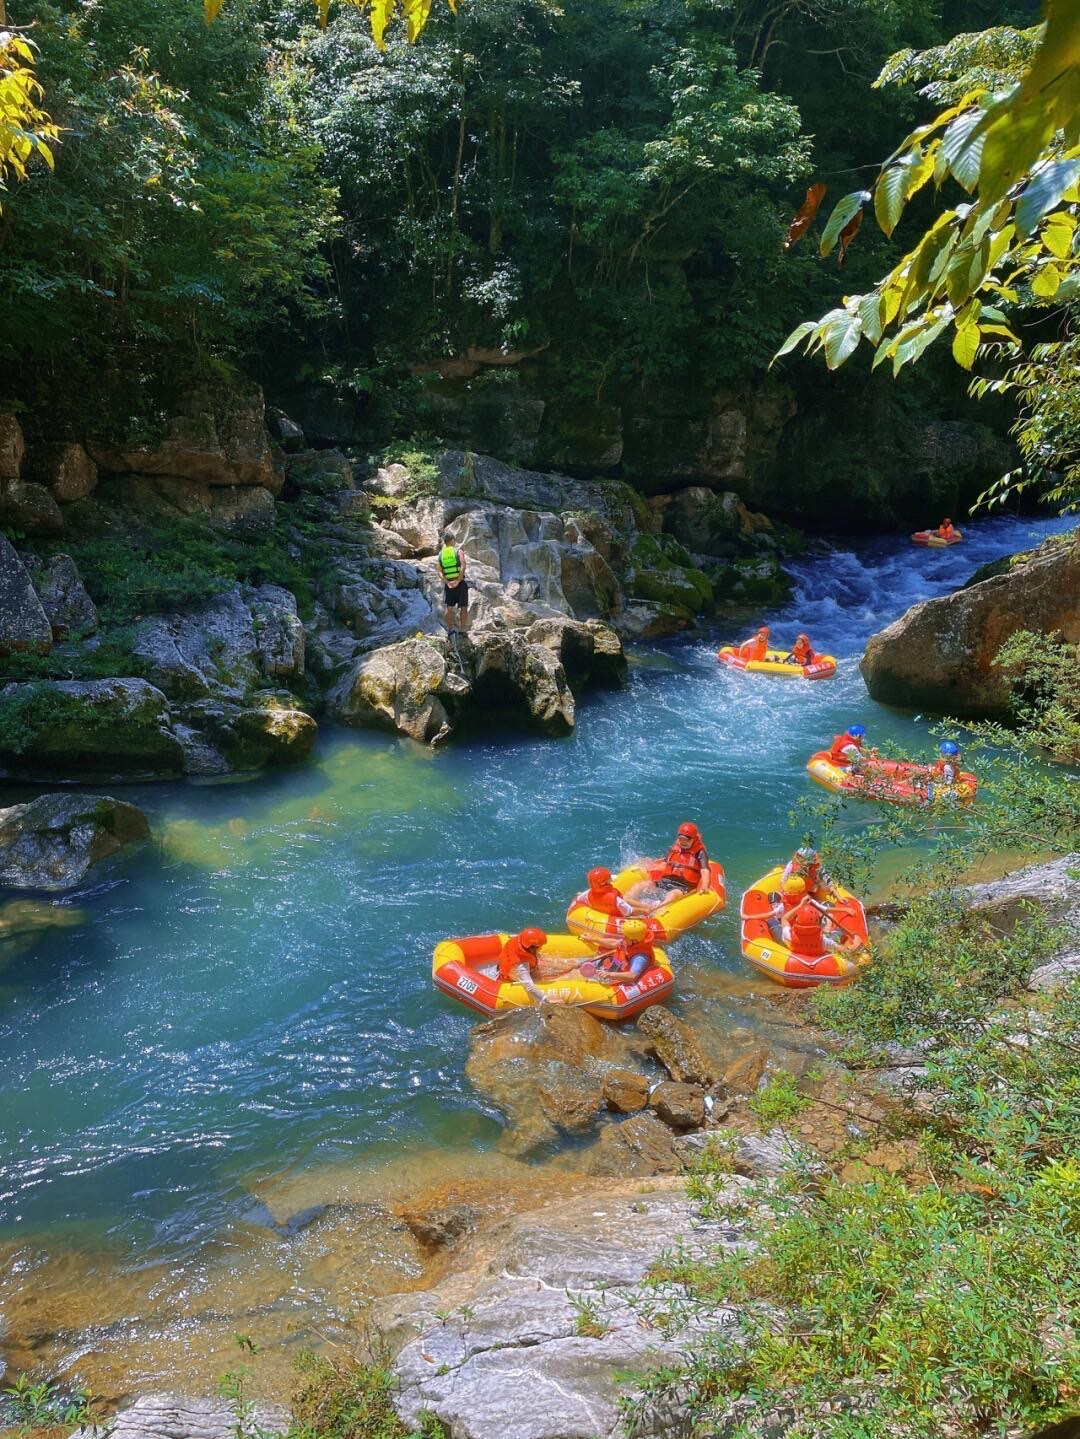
[0,511,1072,1395]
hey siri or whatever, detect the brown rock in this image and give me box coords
[635,1006,717,1086]
[602,1070,649,1114]
[88,384,280,491]
[723,1048,770,1095]
[399,1201,479,1250]
[860,530,1080,718]
[0,411,25,492]
[650,1081,706,1131]
[585,1112,681,1177]
[27,442,98,503]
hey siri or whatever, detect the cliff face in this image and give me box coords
[860,532,1080,717]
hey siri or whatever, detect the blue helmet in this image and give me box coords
[849,724,867,738]
[939,740,960,756]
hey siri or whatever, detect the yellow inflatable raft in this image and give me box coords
[740,866,871,989]
[432,932,674,1020]
[717,646,837,680]
[566,861,726,946]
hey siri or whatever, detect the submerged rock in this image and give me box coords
[860,530,1080,718]
[585,1110,682,1176]
[0,793,149,891]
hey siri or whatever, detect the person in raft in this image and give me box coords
[828,723,872,774]
[738,626,770,662]
[576,866,651,919]
[781,844,833,899]
[653,822,713,897]
[929,739,962,788]
[497,928,563,1005]
[596,918,656,985]
[782,894,845,957]
[766,873,809,939]
[437,532,469,634]
[936,517,958,540]
[783,633,817,666]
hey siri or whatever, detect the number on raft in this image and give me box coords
[457,975,479,994]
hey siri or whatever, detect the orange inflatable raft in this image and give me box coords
[912,529,962,547]
[807,751,977,807]
[432,932,674,1021]
[740,866,871,989]
[565,861,726,946]
[717,646,837,680]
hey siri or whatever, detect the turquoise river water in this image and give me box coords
[0,511,1073,1392]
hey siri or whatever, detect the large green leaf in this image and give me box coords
[940,108,986,193]
[819,191,870,259]
[1015,157,1080,238]
[772,320,818,364]
[823,310,862,370]
[952,317,981,370]
[874,158,913,238]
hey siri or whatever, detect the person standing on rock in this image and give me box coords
[437,533,469,635]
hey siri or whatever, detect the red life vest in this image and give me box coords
[787,900,826,958]
[603,941,656,973]
[659,843,706,888]
[792,641,814,665]
[932,757,958,782]
[498,936,540,982]
[829,732,862,766]
[739,636,769,662]
[791,856,822,892]
[580,884,624,916]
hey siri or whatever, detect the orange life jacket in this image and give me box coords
[790,856,822,892]
[602,941,656,973]
[787,900,826,958]
[659,843,706,888]
[582,885,624,916]
[792,640,814,664]
[931,757,958,782]
[498,936,540,982]
[829,732,862,766]
[937,523,955,539]
[739,636,769,662]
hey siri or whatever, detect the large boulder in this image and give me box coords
[0,536,52,656]
[964,854,1080,992]
[860,532,1080,717]
[0,678,184,777]
[636,1006,718,1086]
[26,442,98,503]
[327,636,464,744]
[375,1177,746,1439]
[34,554,98,640]
[0,793,149,892]
[87,385,282,492]
[0,410,25,492]
[132,587,304,700]
[0,481,65,535]
[174,693,316,775]
[524,617,627,690]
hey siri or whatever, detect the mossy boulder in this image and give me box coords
[0,792,150,891]
[708,553,794,606]
[0,678,185,777]
[630,532,713,613]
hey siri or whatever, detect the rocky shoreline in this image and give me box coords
[0,390,795,785]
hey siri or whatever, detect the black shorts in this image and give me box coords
[444,581,469,608]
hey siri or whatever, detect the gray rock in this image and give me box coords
[328,636,459,744]
[861,530,1080,718]
[0,410,25,491]
[285,448,354,492]
[676,1126,809,1179]
[70,1393,288,1439]
[26,442,98,502]
[0,481,65,535]
[964,854,1080,991]
[133,587,304,700]
[0,677,184,778]
[0,792,149,891]
[376,1179,746,1439]
[175,693,316,774]
[209,485,275,534]
[0,535,52,655]
[35,553,98,639]
[269,409,305,452]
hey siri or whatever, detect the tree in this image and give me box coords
[775,2,1079,380]
[207,0,456,49]
[0,25,57,204]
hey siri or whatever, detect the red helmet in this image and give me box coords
[587,867,612,889]
[519,927,547,950]
[677,822,699,842]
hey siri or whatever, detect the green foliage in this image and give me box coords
[0,629,142,683]
[567,1291,610,1339]
[0,1373,98,1435]
[747,1069,810,1130]
[993,626,1080,762]
[0,31,59,205]
[287,1351,443,1439]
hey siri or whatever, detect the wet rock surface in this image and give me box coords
[69,1394,289,1439]
[861,530,1079,717]
[964,854,1080,991]
[0,793,149,891]
[636,1005,718,1086]
[373,1178,747,1439]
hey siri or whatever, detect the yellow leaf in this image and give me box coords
[952,321,980,370]
[1042,212,1076,259]
[1031,264,1061,298]
[204,0,227,22]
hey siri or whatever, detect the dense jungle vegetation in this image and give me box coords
[0,0,1037,471]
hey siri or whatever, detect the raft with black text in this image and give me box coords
[432,932,674,1021]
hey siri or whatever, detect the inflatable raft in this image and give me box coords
[912,529,962,547]
[740,866,871,988]
[432,932,674,1021]
[566,860,726,946]
[807,751,977,807]
[717,646,837,680]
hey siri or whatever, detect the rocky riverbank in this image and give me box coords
[0,391,795,781]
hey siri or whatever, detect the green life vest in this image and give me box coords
[438,545,462,581]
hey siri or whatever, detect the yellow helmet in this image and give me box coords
[783,875,807,895]
[622,918,648,942]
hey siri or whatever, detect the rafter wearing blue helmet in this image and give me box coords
[933,739,962,786]
[829,723,868,770]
